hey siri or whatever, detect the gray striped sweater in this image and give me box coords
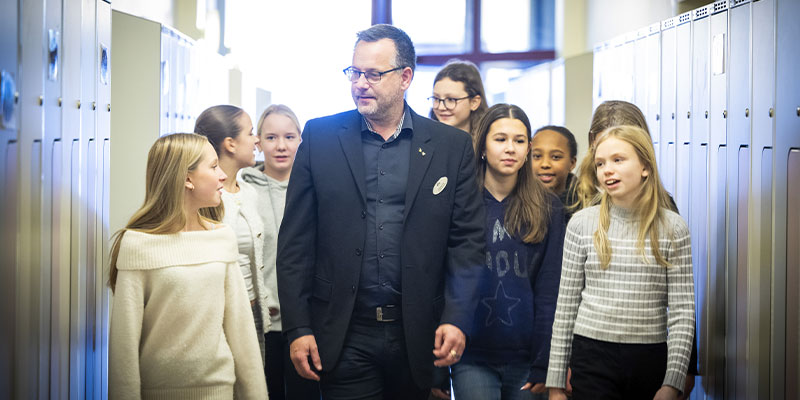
[545,204,695,391]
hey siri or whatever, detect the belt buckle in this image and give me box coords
[376,305,396,322]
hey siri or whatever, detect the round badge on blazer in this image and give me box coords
[433,177,448,195]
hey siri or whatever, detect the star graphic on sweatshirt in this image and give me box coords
[481,281,521,327]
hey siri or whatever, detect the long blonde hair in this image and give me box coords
[574,100,651,211]
[591,126,673,269]
[109,133,217,291]
[474,104,551,243]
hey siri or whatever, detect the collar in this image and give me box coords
[361,104,413,141]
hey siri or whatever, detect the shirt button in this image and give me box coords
[379,253,385,259]
[351,285,356,293]
[361,210,366,218]
[380,170,386,175]
[381,282,387,287]
[379,224,384,230]
[379,199,384,203]
[355,248,362,256]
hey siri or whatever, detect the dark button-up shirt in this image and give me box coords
[355,106,413,309]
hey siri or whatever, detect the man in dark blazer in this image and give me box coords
[276,24,486,399]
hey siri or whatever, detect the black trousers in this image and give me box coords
[570,335,667,400]
[265,331,321,400]
[319,318,428,400]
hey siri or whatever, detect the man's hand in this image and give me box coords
[548,387,568,400]
[430,388,450,399]
[432,324,466,367]
[653,385,679,400]
[521,382,546,393]
[289,335,322,381]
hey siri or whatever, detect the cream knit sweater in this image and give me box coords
[109,226,269,399]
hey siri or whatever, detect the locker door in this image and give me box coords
[691,6,711,146]
[748,0,775,398]
[709,2,727,147]
[96,2,111,398]
[689,143,709,399]
[676,143,690,217]
[675,14,692,147]
[634,30,649,114]
[645,24,661,144]
[774,0,800,397]
[660,18,676,195]
[84,138,97,399]
[707,145,726,399]
[786,150,800,400]
[0,0,18,396]
[68,139,86,400]
[0,139,18,399]
[160,27,170,135]
[18,0,46,396]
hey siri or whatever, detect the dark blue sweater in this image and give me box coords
[462,189,565,384]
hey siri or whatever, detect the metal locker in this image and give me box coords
[728,0,751,148]
[0,0,19,395]
[84,137,98,399]
[786,150,800,400]
[660,17,677,195]
[17,0,47,396]
[68,138,87,400]
[160,26,170,136]
[645,23,661,144]
[691,5,711,146]
[729,146,749,400]
[747,0,776,398]
[634,28,649,115]
[707,144,726,399]
[709,1,727,146]
[676,143,690,218]
[168,30,179,135]
[688,143,709,399]
[620,35,636,103]
[774,0,800,396]
[675,12,692,146]
[592,43,603,110]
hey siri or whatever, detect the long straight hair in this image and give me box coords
[474,104,551,243]
[108,133,214,291]
[591,126,673,269]
[574,100,651,211]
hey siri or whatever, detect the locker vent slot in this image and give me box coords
[662,18,676,30]
[678,12,692,25]
[695,6,709,19]
[732,0,750,7]
[713,0,729,13]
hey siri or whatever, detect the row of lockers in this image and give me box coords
[592,0,799,399]
[0,0,112,398]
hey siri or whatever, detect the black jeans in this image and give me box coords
[265,331,321,400]
[320,318,428,400]
[570,335,667,400]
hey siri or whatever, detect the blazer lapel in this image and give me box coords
[403,114,434,223]
[338,114,367,205]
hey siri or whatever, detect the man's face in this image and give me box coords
[350,38,411,120]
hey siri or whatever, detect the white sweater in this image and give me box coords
[109,226,268,400]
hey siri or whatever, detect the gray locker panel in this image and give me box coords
[68,139,86,400]
[662,142,675,196]
[660,25,676,145]
[634,36,648,113]
[787,149,800,400]
[676,143,690,218]
[691,13,710,145]
[160,27,170,135]
[0,138,18,399]
[751,0,775,151]
[48,138,69,400]
[85,138,98,398]
[707,145,726,399]
[97,4,111,397]
[675,21,691,145]
[80,0,96,142]
[646,31,661,143]
[728,2,751,147]
[689,143,708,399]
[731,147,749,399]
[100,138,111,400]
[709,9,727,146]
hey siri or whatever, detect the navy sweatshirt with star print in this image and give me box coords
[461,189,565,384]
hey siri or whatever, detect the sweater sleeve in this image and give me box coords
[223,260,269,399]
[109,270,145,400]
[662,220,695,391]
[528,198,566,384]
[545,215,587,389]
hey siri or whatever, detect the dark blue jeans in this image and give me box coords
[320,319,428,400]
[451,361,547,400]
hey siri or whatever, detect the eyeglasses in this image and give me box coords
[343,66,404,84]
[428,96,471,110]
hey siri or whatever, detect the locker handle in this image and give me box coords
[38,96,43,106]
[76,100,81,109]
[796,107,799,117]
[769,108,774,118]
[92,101,96,111]
[656,114,660,121]
[705,111,708,119]
[58,97,62,107]
[687,111,691,119]
[723,110,727,119]
[745,108,749,118]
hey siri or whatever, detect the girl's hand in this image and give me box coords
[653,385,679,400]
[520,382,546,393]
[548,388,568,400]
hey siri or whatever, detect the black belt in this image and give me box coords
[354,305,401,322]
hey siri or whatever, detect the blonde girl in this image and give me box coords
[109,133,267,399]
[546,126,694,400]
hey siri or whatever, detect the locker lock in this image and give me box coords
[723,110,727,119]
[38,95,43,106]
[796,107,799,117]
[107,104,111,112]
[671,113,675,120]
[656,114,660,121]
[705,111,708,119]
[76,100,81,109]
[92,101,96,111]
[15,92,19,104]
[687,111,691,119]
[769,108,774,118]
[745,108,749,118]
[57,97,62,107]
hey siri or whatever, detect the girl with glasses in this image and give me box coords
[429,60,488,136]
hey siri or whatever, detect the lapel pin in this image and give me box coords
[419,147,426,156]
